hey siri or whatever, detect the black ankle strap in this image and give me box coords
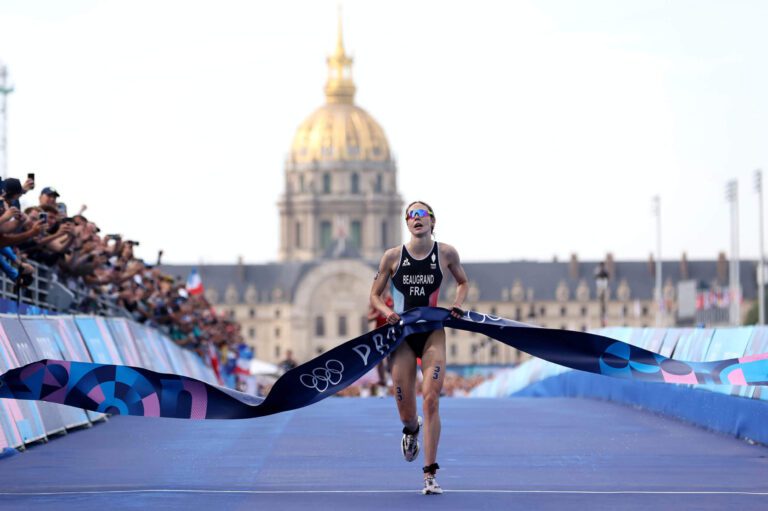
[423,463,440,474]
[402,423,420,435]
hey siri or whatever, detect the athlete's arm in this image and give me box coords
[440,243,469,318]
[370,248,400,324]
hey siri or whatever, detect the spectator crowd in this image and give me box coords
[0,174,244,364]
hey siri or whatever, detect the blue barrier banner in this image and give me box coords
[48,317,106,422]
[104,318,144,367]
[20,319,90,429]
[744,329,768,400]
[0,317,67,436]
[74,317,124,365]
[0,323,41,447]
[127,322,173,373]
[672,328,715,362]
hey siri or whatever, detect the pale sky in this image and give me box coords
[1,0,766,265]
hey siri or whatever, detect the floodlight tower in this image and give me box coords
[726,180,741,325]
[0,61,13,179]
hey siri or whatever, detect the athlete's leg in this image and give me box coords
[420,329,446,472]
[390,342,418,430]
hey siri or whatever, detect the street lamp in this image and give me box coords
[594,262,609,327]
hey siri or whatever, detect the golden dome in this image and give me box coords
[289,13,391,164]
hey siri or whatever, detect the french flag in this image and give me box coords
[186,268,204,296]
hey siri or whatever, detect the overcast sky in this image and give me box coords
[1,0,767,265]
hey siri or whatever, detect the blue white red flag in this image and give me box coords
[186,268,204,296]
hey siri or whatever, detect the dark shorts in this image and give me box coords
[405,332,432,359]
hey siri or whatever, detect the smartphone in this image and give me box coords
[39,212,48,223]
[27,173,35,181]
[56,203,67,215]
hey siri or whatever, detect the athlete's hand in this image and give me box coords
[386,312,401,325]
[450,306,465,319]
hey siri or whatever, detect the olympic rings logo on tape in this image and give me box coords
[299,359,345,393]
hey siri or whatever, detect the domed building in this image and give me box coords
[163,19,758,367]
[278,20,402,262]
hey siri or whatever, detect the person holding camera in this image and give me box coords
[369,201,468,495]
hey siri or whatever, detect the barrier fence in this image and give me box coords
[472,325,768,400]
[470,325,768,443]
[0,314,216,451]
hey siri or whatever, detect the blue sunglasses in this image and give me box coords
[406,208,431,220]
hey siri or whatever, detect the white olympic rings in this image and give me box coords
[299,359,345,393]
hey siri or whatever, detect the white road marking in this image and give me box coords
[0,489,766,496]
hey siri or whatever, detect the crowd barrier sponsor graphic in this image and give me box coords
[2,308,768,421]
[20,319,90,429]
[0,317,67,436]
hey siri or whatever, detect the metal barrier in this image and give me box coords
[0,260,127,317]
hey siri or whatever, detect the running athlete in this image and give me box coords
[370,201,468,495]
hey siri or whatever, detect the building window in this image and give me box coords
[317,346,325,354]
[338,315,348,336]
[581,325,587,332]
[351,173,360,194]
[514,307,522,321]
[275,345,280,358]
[560,324,567,330]
[642,305,649,317]
[361,315,368,334]
[490,306,497,315]
[351,220,362,249]
[539,306,546,316]
[322,173,331,193]
[490,345,499,358]
[295,221,302,249]
[622,305,628,316]
[381,220,387,248]
[248,327,255,339]
[321,221,332,250]
[249,308,255,318]
[274,328,280,338]
[450,344,457,357]
[299,174,305,192]
[275,309,280,318]
[580,306,588,317]
[375,174,383,193]
[315,316,325,337]
[560,306,567,317]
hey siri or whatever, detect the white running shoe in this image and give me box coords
[401,416,422,462]
[422,476,443,495]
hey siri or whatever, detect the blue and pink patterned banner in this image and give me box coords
[1,307,767,420]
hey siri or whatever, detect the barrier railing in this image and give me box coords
[0,313,216,451]
[472,325,768,401]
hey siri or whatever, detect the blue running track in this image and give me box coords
[0,397,766,510]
